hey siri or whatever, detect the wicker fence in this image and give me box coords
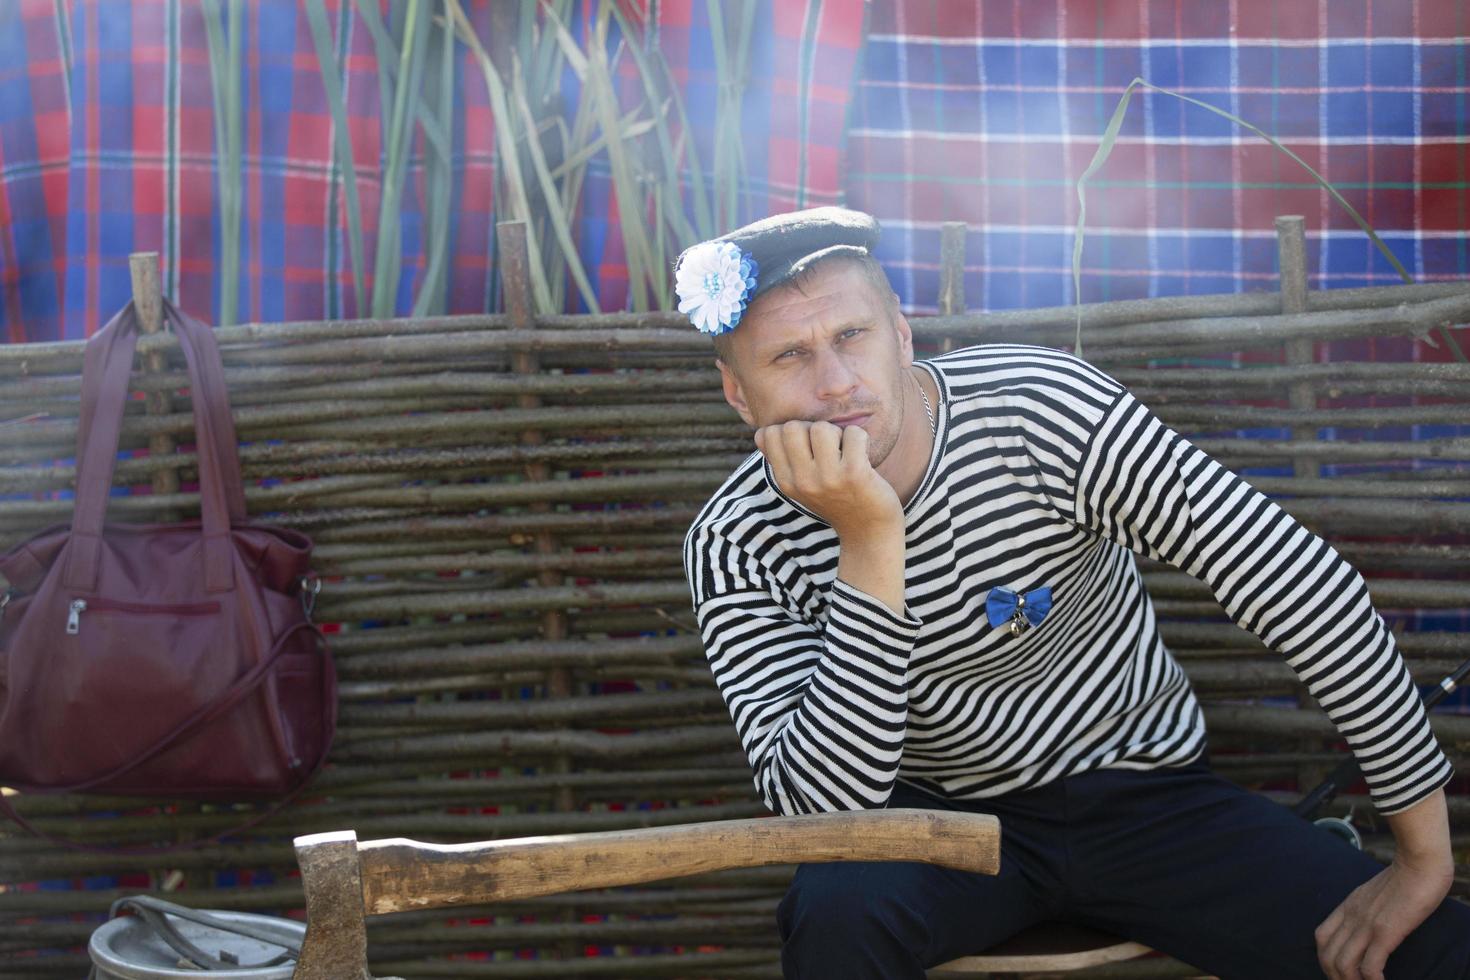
[1,217,1468,978]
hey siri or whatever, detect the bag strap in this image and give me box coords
[0,622,336,854]
[108,896,299,970]
[162,298,248,525]
[66,300,246,594]
[74,302,247,526]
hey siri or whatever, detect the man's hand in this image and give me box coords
[754,420,903,537]
[755,420,907,615]
[1315,791,1455,980]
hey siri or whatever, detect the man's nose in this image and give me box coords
[812,346,859,401]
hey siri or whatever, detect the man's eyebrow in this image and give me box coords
[753,316,876,359]
[754,337,805,360]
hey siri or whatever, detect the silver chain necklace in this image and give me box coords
[913,370,935,435]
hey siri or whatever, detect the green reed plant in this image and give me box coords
[304,0,454,318]
[200,0,243,325]
[296,1,754,317]
[303,0,367,317]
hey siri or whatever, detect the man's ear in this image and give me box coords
[893,304,915,367]
[718,358,757,427]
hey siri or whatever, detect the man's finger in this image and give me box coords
[778,419,816,463]
[758,425,795,491]
[1331,928,1373,980]
[1316,913,1346,980]
[808,421,843,472]
[777,420,819,493]
[1359,940,1389,980]
[839,422,869,468]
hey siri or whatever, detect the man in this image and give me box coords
[677,208,1470,980]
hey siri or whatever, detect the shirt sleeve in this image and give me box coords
[692,570,923,815]
[1074,389,1453,815]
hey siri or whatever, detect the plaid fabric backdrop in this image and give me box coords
[4,1,1464,338]
[0,0,863,342]
[848,0,1469,315]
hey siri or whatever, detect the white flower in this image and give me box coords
[674,241,760,335]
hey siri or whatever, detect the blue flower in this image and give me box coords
[674,241,760,335]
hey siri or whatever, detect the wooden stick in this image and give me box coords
[338,635,703,678]
[128,252,180,497]
[0,470,728,524]
[337,689,726,729]
[1152,403,1470,428]
[8,281,1468,373]
[1205,704,1470,744]
[500,220,577,821]
[6,283,1467,379]
[1194,436,1470,462]
[937,222,966,354]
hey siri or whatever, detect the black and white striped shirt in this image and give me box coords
[683,344,1452,817]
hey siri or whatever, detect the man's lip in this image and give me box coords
[828,413,872,426]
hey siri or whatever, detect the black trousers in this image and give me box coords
[776,761,1470,979]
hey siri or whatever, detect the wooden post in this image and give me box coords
[497,220,577,958]
[128,252,180,497]
[1276,216,1316,479]
[938,223,967,354]
[1276,215,1328,799]
[497,222,573,801]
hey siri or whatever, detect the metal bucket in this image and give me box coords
[89,909,303,980]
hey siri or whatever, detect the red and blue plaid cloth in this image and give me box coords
[3,1,1464,339]
[848,0,1469,316]
[0,0,863,341]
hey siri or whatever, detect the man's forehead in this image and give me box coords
[744,264,876,334]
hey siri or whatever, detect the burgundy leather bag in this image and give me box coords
[0,299,335,816]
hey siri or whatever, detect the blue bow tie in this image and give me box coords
[986,586,1053,634]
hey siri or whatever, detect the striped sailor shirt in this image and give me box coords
[683,344,1452,818]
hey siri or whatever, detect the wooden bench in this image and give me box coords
[932,923,1152,976]
[290,811,1158,979]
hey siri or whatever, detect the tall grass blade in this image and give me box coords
[547,109,655,181]
[541,2,660,308]
[576,8,658,309]
[412,6,457,317]
[511,53,601,313]
[371,0,430,317]
[652,41,713,240]
[201,0,243,324]
[447,0,554,312]
[529,0,568,102]
[353,0,397,140]
[607,5,698,246]
[705,0,732,228]
[221,0,242,326]
[730,0,757,211]
[200,0,229,320]
[557,65,600,292]
[304,0,368,317]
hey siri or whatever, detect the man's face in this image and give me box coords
[717,259,915,469]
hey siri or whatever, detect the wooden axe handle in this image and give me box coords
[356,808,1001,914]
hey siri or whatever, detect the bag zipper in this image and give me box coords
[66,596,221,635]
